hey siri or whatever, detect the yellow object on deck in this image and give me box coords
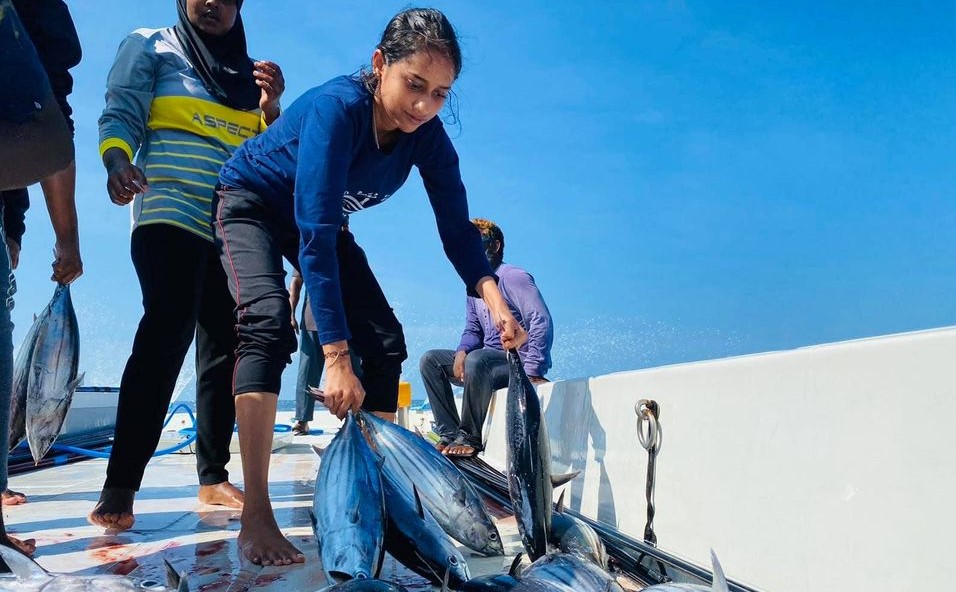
[398,381,412,408]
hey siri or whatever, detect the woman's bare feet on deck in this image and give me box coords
[198,482,244,509]
[87,487,136,530]
[238,510,304,566]
[1,489,26,505]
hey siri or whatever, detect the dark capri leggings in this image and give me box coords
[213,185,406,413]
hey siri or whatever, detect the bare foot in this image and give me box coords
[237,512,305,566]
[198,482,244,509]
[1,489,26,506]
[444,443,481,458]
[87,487,136,531]
[1,534,36,555]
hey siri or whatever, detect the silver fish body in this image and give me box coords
[320,580,410,592]
[25,284,83,464]
[8,312,40,451]
[505,350,552,560]
[381,477,470,587]
[520,553,623,592]
[359,410,503,556]
[314,412,385,582]
[0,545,187,591]
[642,550,729,592]
[548,511,608,568]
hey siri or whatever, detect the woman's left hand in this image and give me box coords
[255,60,285,124]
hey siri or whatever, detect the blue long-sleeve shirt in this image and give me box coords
[220,76,491,344]
[456,263,554,377]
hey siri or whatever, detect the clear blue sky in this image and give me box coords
[11,1,956,401]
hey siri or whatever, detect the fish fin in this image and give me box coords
[551,470,580,488]
[164,559,190,592]
[440,566,451,592]
[710,549,729,592]
[508,552,524,577]
[67,372,85,392]
[0,544,52,580]
[556,489,566,513]
[311,444,326,458]
[412,484,426,520]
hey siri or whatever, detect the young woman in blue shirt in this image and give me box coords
[214,8,526,565]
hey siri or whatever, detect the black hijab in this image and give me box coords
[174,0,260,111]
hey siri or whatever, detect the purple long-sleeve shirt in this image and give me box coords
[456,263,554,377]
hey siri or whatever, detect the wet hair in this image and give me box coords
[360,8,462,122]
[473,218,504,260]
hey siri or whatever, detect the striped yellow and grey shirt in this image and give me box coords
[98,27,266,241]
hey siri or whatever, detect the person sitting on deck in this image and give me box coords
[420,218,554,458]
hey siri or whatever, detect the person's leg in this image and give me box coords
[419,349,460,445]
[293,325,320,431]
[194,241,243,508]
[89,225,205,530]
[214,187,303,566]
[0,219,34,555]
[337,231,407,420]
[446,349,509,457]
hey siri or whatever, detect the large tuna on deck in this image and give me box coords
[505,349,552,560]
[0,545,188,591]
[519,553,623,592]
[358,409,503,557]
[313,412,385,583]
[24,284,83,464]
[381,477,471,588]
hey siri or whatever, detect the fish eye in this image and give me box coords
[449,556,458,565]
[489,532,499,540]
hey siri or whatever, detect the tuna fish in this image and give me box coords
[358,410,503,556]
[548,492,608,568]
[0,544,188,591]
[313,412,385,583]
[381,478,471,588]
[319,580,410,592]
[640,551,729,592]
[505,349,552,560]
[453,574,520,591]
[520,553,623,592]
[7,313,40,451]
[25,284,83,464]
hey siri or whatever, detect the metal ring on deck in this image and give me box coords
[635,399,661,452]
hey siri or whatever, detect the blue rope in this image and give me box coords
[51,403,294,459]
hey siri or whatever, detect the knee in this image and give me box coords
[419,350,443,373]
[463,350,485,376]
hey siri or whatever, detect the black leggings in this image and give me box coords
[214,186,406,413]
[104,224,237,490]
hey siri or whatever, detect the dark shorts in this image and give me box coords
[213,185,407,413]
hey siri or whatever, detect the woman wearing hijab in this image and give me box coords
[88,0,284,530]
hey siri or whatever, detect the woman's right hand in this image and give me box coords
[103,148,148,205]
[322,358,365,419]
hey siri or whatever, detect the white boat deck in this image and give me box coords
[2,411,527,591]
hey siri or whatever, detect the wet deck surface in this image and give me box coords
[2,415,526,591]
